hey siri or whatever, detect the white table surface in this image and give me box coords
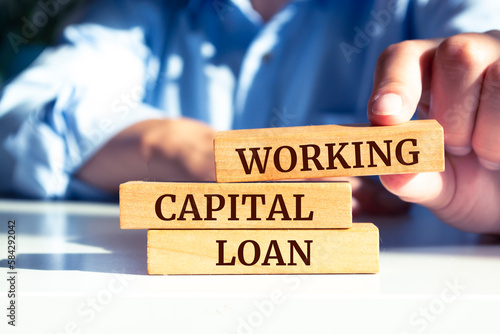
[0,199,499,334]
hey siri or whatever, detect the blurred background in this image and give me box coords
[0,0,86,85]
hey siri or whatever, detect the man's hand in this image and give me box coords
[77,118,216,194]
[367,31,500,233]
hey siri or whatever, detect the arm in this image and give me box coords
[77,117,216,194]
[1,0,182,199]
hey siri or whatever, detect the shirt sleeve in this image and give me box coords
[0,0,167,200]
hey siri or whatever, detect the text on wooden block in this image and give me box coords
[120,181,352,229]
[147,223,379,275]
[214,120,444,182]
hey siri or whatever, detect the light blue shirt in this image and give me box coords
[1,0,499,200]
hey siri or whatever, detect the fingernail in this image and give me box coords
[372,93,403,116]
[446,145,471,156]
[478,157,500,170]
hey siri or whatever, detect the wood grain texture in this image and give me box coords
[120,181,351,229]
[214,120,444,182]
[147,223,379,275]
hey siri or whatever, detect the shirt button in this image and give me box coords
[262,52,273,63]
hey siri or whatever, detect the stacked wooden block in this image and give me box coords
[120,120,444,275]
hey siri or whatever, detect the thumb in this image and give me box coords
[367,40,440,126]
[379,158,454,211]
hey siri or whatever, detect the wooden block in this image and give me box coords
[120,181,351,229]
[214,119,444,182]
[147,223,379,275]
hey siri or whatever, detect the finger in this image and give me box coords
[430,33,500,156]
[351,176,411,215]
[368,39,439,126]
[472,59,500,170]
[379,158,455,211]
